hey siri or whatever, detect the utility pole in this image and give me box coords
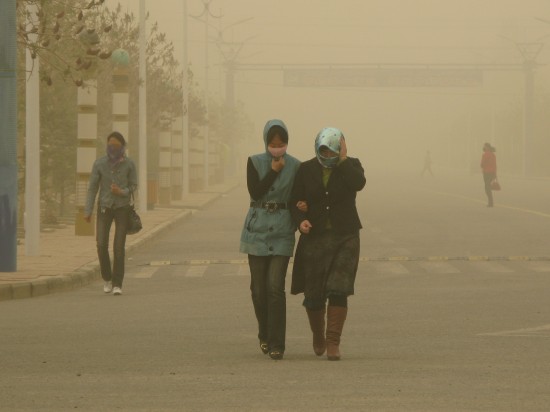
[191,1,221,190]
[213,18,254,179]
[25,2,40,255]
[500,34,544,177]
[139,0,147,212]
[0,0,17,272]
[516,43,542,177]
[181,0,190,196]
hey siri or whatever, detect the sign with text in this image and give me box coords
[283,68,483,88]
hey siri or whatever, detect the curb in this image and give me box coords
[0,209,194,302]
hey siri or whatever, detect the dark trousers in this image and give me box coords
[248,254,289,352]
[483,173,495,206]
[96,206,129,288]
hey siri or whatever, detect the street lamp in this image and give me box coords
[500,34,544,177]
[191,0,221,190]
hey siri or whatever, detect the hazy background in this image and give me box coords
[106,0,550,171]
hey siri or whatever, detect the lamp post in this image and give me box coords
[500,35,543,177]
[25,2,41,253]
[158,114,172,206]
[0,0,17,272]
[181,0,189,196]
[191,1,221,190]
[139,0,147,212]
[171,117,183,200]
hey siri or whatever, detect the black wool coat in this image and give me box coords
[289,156,366,295]
[290,156,366,236]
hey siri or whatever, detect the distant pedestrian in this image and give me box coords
[480,142,497,207]
[240,119,301,360]
[421,150,434,177]
[84,132,137,296]
[290,127,366,361]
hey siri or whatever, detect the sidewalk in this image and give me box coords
[0,179,240,302]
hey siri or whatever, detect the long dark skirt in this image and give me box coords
[291,231,360,309]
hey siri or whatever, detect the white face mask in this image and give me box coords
[268,145,287,158]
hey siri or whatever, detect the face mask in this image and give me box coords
[317,154,339,169]
[268,145,287,159]
[107,145,125,160]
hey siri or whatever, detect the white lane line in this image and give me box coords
[369,262,409,275]
[525,262,550,272]
[478,324,550,337]
[132,266,160,279]
[418,261,460,274]
[185,265,208,278]
[468,261,514,273]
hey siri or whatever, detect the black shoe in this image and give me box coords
[268,350,283,360]
[259,342,269,355]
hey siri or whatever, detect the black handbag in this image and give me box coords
[127,192,142,235]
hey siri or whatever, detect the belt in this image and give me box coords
[250,201,287,212]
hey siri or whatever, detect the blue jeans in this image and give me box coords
[96,206,129,288]
[248,255,289,353]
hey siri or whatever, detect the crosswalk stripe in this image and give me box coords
[132,266,160,278]
[369,262,409,274]
[418,261,460,274]
[524,262,550,272]
[129,259,550,280]
[468,261,514,273]
[185,265,208,278]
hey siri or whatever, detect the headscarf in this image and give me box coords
[315,127,342,168]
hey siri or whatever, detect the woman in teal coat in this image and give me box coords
[240,119,300,360]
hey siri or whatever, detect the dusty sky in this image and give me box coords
[106,0,550,169]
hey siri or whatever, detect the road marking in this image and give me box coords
[145,256,550,266]
[150,260,171,266]
[369,262,409,274]
[478,324,550,337]
[469,261,514,273]
[132,266,160,279]
[418,261,460,274]
[185,265,208,278]
[525,261,550,272]
[434,190,550,219]
[468,256,489,261]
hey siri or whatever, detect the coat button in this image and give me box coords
[269,246,273,251]
[326,191,329,195]
[326,206,330,210]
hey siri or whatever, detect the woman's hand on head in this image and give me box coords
[339,137,347,161]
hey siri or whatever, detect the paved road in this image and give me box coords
[1,170,550,411]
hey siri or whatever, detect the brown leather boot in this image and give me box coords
[326,306,347,361]
[306,307,326,356]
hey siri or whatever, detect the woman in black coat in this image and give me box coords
[290,127,366,361]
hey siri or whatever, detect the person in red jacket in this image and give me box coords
[480,142,497,207]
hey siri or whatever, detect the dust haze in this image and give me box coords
[112,0,550,174]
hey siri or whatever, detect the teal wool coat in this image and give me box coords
[240,119,301,257]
